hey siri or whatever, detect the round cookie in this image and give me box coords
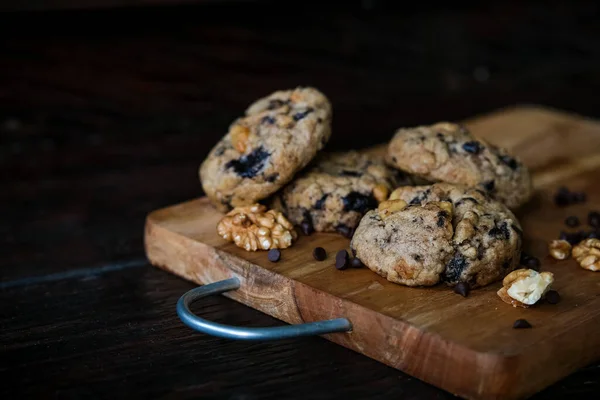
[350,182,522,288]
[200,87,332,211]
[273,151,417,237]
[386,122,532,209]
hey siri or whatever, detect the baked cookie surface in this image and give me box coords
[350,182,522,288]
[386,122,532,209]
[200,87,332,211]
[273,151,416,237]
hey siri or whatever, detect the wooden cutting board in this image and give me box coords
[144,105,600,400]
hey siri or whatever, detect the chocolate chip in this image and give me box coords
[545,290,561,304]
[350,257,364,268]
[265,173,279,182]
[589,211,600,228]
[340,170,362,177]
[554,187,571,207]
[225,146,270,178]
[453,282,470,297]
[443,254,468,283]
[342,192,378,214]
[335,250,349,270]
[499,155,518,170]
[489,222,510,240]
[462,141,483,154]
[261,115,276,124]
[483,180,495,192]
[436,210,448,227]
[336,224,355,239]
[314,194,328,210]
[513,319,532,329]
[267,99,288,110]
[301,221,314,236]
[312,247,326,261]
[559,230,583,245]
[268,249,281,262]
[565,216,580,227]
[571,192,586,203]
[587,230,600,239]
[525,256,540,271]
[293,108,313,121]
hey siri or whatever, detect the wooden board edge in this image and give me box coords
[144,214,554,400]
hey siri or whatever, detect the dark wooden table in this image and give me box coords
[1,1,600,398]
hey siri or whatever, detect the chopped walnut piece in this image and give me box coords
[497,268,554,308]
[377,199,407,219]
[217,204,298,251]
[572,238,600,271]
[548,239,572,260]
[372,184,390,203]
[229,124,251,153]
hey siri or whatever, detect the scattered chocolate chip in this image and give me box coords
[554,187,571,207]
[462,141,483,154]
[312,247,326,261]
[519,252,540,271]
[589,211,600,228]
[301,221,314,236]
[513,319,532,329]
[559,230,583,245]
[335,250,349,270]
[545,290,561,304]
[336,224,355,239]
[268,249,281,263]
[587,230,600,239]
[565,216,580,227]
[350,257,364,268]
[571,192,586,203]
[453,282,470,297]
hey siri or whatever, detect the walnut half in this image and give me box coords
[217,204,298,251]
[497,268,554,308]
[572,238,600,272]
[548,239,572,260]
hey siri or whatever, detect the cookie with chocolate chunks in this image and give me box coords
[200,87,332,211]
[271,151,419,236]
[351,183,522,288]
[386,122,532,209]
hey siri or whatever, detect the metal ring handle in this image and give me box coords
[176,277,352,340]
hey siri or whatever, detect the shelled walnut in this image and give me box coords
[377,199,407,219]
[497,268,554,308]
[217,204,298,251]
[548,239,572,260]
[572,238,600,272]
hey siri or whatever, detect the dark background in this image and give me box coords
[1,1,599,398]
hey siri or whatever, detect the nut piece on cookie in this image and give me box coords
[200,87,332,211]
[572,238,600,271]
[497,269,554,308]
[386,122,532,209]
[217,204,298,251]
[377,199,408,219]
[548,239,572,260]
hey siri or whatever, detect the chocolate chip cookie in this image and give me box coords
[386,122,532,209]
[200,87,332,211]
[272,151,417,237]
[351,182,522,287]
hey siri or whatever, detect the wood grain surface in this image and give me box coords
[2,1,600,399]
[145,106,600,400]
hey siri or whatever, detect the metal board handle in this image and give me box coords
[176,277,352,340]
